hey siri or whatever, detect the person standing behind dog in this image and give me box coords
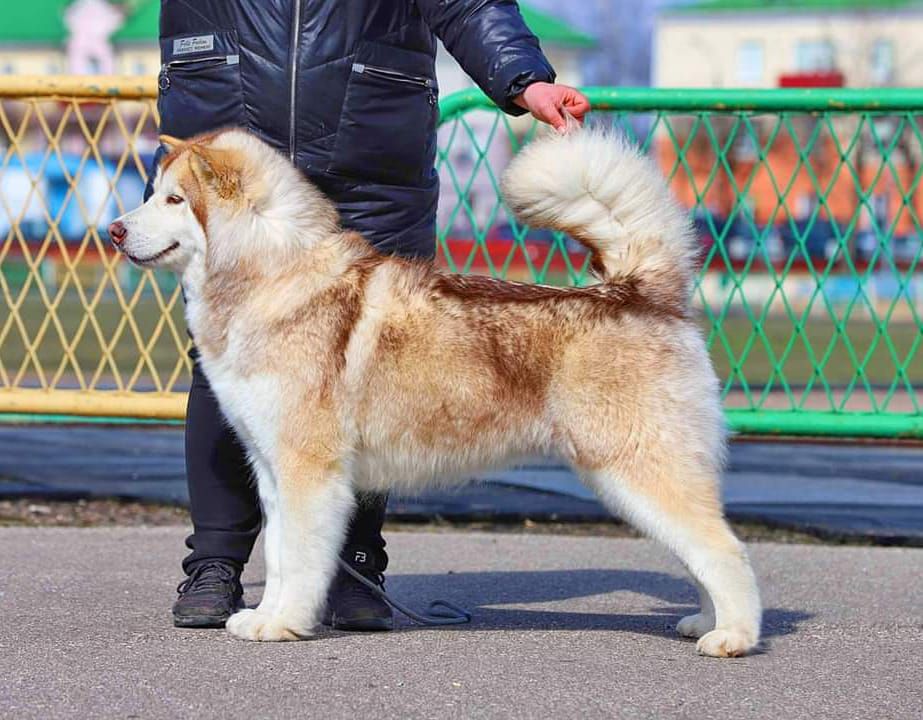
[154,0,590,631]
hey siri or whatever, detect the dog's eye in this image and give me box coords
[166,195,184,205]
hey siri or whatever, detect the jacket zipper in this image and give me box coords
[158,55,239,92]
[288,0,302,164]
[351,63,436,105]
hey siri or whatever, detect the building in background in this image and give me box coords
[655,0,920,88]
[526,0,657,87]
[651,0,921,269]
[0,1,159,77]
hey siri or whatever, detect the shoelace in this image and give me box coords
[176,561,238,595]
[346,569,385,591]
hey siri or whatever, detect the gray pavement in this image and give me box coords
[2,426,923,540]
[1,526,921,719]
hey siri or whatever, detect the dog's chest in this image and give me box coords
[200,355,284,454]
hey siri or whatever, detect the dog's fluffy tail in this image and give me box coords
[501,128,697,303]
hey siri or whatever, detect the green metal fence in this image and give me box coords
[437,88,923,438]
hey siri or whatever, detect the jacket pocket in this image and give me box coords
[328,46,438,187]
[157,30,245,140]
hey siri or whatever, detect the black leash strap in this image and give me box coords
[337,559,471,626]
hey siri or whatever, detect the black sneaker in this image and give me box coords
[172,560,244,628]
[323,552,393,632]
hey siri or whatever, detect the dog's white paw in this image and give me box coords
[695,627,758,658]
[226,609,311,642]
[676,613,715,639]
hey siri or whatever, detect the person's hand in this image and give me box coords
[513,82,590,132]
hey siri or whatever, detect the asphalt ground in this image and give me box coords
[1,526,920,719]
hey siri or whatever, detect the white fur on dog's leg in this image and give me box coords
[255,462,355,639]
[677,580,715,638]
[689,546,761,657]
[252,456,282,615]
[255,512,282,615]
[226,608,310,642]
[696,628,756,658]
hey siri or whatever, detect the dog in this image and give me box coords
[109,126,762,657]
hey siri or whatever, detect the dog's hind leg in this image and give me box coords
[226,448,355,642]
[584,451,761,658]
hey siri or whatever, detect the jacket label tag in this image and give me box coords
[172,35,215,56]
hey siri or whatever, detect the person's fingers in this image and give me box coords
[562,110,582,134]
[530,98,557,128]
[563,92,591,120]
[573,100,591,120]
[522,85,590,130]
[563,104,586,125]
[541,101,567,131]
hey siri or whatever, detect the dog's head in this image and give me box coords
[109,129,338,277]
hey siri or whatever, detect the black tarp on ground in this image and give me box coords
[1,427,921,542]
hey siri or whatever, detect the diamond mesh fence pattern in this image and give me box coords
[0,84,189,416]
[1,81,921,435]
[437,90,923,437]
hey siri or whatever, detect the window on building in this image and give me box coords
[736,41,764,84]
[871,40,894,84]
[796,39,837,72]
[0,61,14,75]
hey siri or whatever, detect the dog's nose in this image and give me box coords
[108,221,127,246]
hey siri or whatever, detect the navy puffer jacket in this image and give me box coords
[151,0,555,257]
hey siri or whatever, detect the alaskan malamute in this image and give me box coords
[110,127,761,656]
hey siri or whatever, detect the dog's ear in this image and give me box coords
[188,145,241,200]
[158,135,185,154]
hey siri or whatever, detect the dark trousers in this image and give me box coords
[182,358,389,573]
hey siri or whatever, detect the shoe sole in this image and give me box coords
[173,599,243,629]
[176,607,393,631]
[326,616,394,632]
[173,614,231,629]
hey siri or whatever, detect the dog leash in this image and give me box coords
[336,558,471,626]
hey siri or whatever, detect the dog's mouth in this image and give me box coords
[124,242,180,266]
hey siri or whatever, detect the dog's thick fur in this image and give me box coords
[112,127,761,656]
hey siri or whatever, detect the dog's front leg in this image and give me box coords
[251,454,283,617]
[226,449,355,642]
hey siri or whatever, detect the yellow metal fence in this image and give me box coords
[0,77,186,418]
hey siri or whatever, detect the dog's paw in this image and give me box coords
[226,609,311,642]
[695,627,758,658]
[676,613,715,639]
